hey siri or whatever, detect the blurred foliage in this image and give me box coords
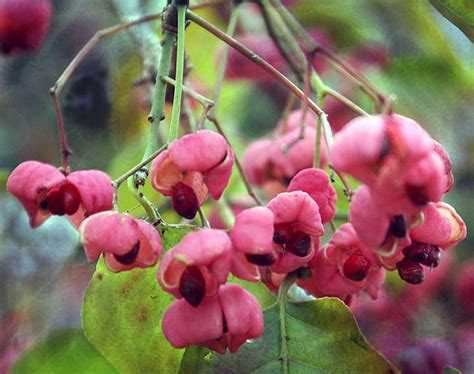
[430,0,474,41]
[0,195,79,319]
[12,329,117,374]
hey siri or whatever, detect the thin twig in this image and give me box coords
[318,47,388,109]
[182,95,198,132]
[268,0,387,110]
[162,76,214,107]
[49,12,164,169]
[162,75,215,130]
[127,177,161,222]
[198,207,211,228]
[297,53,313,140]
[209,3,241,119]
[167,4,187,143]
[314,91,324,168]
[259,0,306,82]
[113,143,168,188]
[164,74,262,207]
[186,9,324,117]
[279,93,297,134]
[51,94,72,170]
[329,164,353,200]
[207,116,263,206]
[324,86,368,116]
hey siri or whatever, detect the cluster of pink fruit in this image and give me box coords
[241,110,466,305]
[6,129,260,353]
[2,0,467,357]
[6,110,466,354]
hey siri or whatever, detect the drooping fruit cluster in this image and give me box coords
[238,110,465,304]
[7,161,114,228]
[157,228,264,352]
[6,160,164,275]
[332,114,466,286]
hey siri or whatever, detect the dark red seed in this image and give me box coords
[222,315,228,334]
[45,182,81,216]
[343,250,371,281]
[273,231,286,244]
[403,242,441,268]
[60,183,81,215]
[286,231,311,257]
[403,242,429,263]
[389,215,407,238]
[424,246,441,268]
[172,182,199,219]
[405,184,430,206]
[397,259,424,284]
[46,188,65,215]
[379,133,392,160]
[179,266,205,307]
[39,199,49,210]
[246,253,277,266]
[114,241,140,265]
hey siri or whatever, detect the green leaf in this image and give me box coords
[443,367,461,374]
[82,226,193,374]
[12,329,117,374]
[0,168,9,193]
[179,345,209,374]
[196,297,397,373]
[430,0,474,41]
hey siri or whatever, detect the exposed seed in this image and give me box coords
[343,250,371,281]
[114,241,140,265]
[172,182,199,219]
[179,266,205,307]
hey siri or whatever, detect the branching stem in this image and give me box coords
[277,274,297,374]
[113,143,169,188]
[209,3,241,119]
[167,4,187,143]
[207,116,262,206]
[186,10,324,117]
